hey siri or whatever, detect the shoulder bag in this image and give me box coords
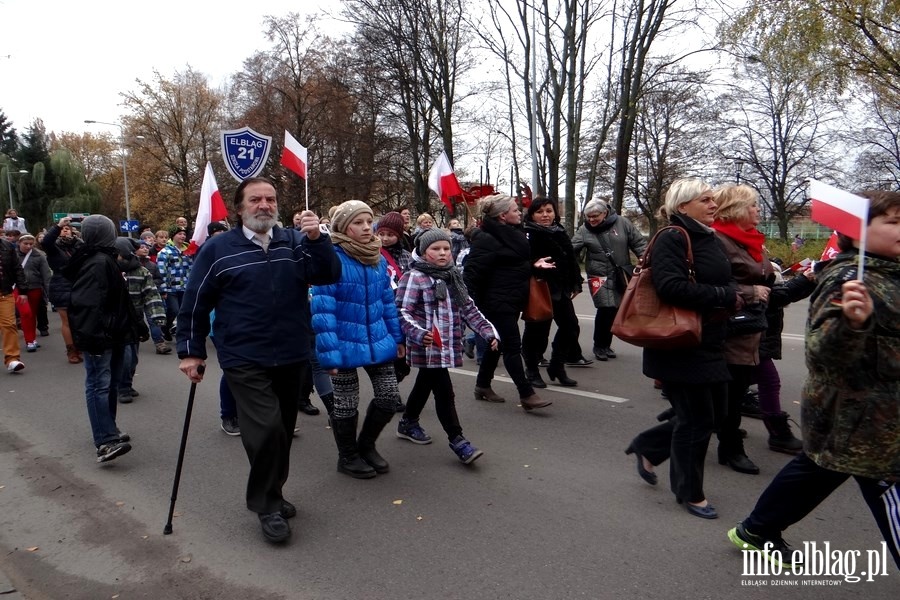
[611,226,702,349]
[596,232,632,294]
[522,276,553,322]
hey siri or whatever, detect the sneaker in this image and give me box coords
[155,342,172,355]
[396,418,432,444]
[221,417,241,436]
[26,342,38,352]
[96,440,132,463]
[118,391,134,404]
[567,356,594,367]
[6,360,24,373]
[727,522,801,570]
[449,435,483,464]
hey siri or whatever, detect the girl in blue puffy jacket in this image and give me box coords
[311,200,405,480]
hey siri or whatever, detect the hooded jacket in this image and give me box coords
[64,216,144,353]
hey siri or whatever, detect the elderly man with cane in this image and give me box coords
[176,177,341,543]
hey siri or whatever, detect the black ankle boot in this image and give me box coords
[546,362,577,387]
[717,447,760,474]
[331,413,376,479]
[357,402,394,473]
[763,412,803,455]
[525,368,547,388]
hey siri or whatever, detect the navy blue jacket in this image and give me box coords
[176,226,341,368]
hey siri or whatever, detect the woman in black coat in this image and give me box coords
[40,216,85,363]
[521,197,583,387]
[463,194,554,412]
[625,178,738,520]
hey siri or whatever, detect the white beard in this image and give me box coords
[242,210,278,233]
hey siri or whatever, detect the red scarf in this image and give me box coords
[712,220,765,262]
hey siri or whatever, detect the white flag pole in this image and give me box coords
[305,176,309,212]
[857,215,867,282]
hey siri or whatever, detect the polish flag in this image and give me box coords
[185,162,228,256]
[428,151,464,211]
[809,179,869,240]
[786,257,813,273]
[820,231,840,261]
[281,130,308,179]
[430,310,443,349]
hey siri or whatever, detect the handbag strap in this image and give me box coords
[638,226,695,280]
[595,231,621,269]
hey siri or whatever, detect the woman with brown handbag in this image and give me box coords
[625,178,739,519]
[521,197,584,388]
[463,194,555,412]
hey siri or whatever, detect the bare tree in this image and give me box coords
[851,94,900,190]
[717,56,841,240]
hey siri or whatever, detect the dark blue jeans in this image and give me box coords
[119,342,139,393]
[83,347,125,447]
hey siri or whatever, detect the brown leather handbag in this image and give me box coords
[522,276,553,322]
[611,226,702,349]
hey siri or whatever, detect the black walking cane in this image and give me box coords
[164,364,205,535]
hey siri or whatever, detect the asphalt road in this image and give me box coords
[0,297,896,599]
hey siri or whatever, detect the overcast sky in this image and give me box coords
[0,0,343,136]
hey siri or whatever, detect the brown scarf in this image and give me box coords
[331,232,383,266]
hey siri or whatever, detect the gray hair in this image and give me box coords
[664,178,712,217]
[583,199,609,216]
[479,194,517,219]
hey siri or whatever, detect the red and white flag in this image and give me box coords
[820,231,840,261]
[786,257,813,273]
[428,150,464,211]
[809,179,869,240]
[185,162,228,256]
[430,310,443,349]
[281,130,308,179]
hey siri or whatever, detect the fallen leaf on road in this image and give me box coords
[416,516,423,521]
[392,499,403,505]
[523,465,530,468]
[115,501,125,507]
[141,536,148,540]
[180,555,192,563]
[26,547,38,552]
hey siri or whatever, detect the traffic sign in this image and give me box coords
[119,219,140,233]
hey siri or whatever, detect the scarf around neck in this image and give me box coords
[331,232,383,266]
[712,220,765,262]
[411,259,469,305]
[584,213,618,234]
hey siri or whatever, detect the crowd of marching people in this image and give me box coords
[7,179,897,567]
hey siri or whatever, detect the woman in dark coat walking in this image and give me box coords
[521,197,584,388]
[625,178,738,519]
[463,194,554,412]
[40,216,84,363]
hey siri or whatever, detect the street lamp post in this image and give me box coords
[4,167,28,211]
[84,119,133,234]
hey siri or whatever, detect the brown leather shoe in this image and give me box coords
[520,393,552,411]
[474,386,506,403]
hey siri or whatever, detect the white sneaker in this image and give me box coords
[7,360,24,373]
[26,342,38,352]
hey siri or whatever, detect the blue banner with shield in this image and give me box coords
[220,126,273,182]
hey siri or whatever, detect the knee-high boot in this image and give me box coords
[330,412,376,479]
[357,402,394,474]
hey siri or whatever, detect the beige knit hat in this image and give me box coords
[330,200,374,234]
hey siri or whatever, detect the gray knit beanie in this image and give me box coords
[416,228,452,255]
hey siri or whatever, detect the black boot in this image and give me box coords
[525,368,547,389]
[740,389,763,419]
[357,402,394,474]
[546,360,577,387]
[319,392,335,416]
[717,440,760,475]
[330,413,376,479]
[763,412,803,455]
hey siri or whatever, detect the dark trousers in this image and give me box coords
[522,295,579,368]
[36,292,48,332]
[593,305,619,349]
[744,452,900,570]
[717,364,756,455]
[631,381,727,503]
[223,361,308,515]
[404,368,462,440]
[476,310,532,398]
